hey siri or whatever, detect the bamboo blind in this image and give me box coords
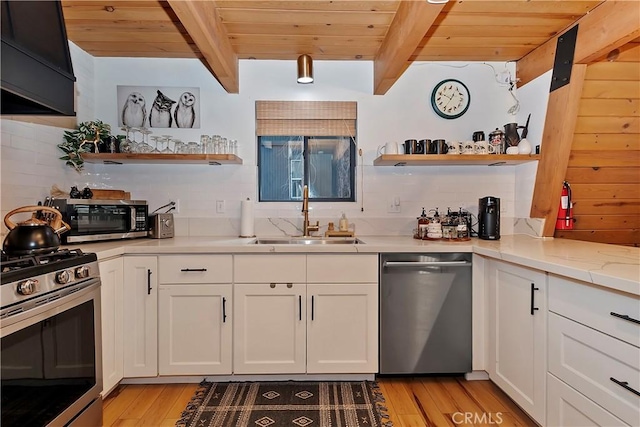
[255,101,357,136]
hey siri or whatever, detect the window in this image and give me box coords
[256,101,356,202]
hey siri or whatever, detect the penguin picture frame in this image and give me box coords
[116,85,200,129]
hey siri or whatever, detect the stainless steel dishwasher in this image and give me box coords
[379,253,472,374]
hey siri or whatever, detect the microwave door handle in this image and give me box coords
[130,207,136,231]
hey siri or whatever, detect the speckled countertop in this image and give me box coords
[70,235,640,297]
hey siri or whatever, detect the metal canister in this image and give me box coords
[488,128,505,154]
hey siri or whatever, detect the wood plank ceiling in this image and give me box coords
[61,0,604,93]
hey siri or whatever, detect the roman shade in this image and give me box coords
[255,101,356,137]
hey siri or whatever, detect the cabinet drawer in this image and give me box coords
[234,255,306,283]
[307,255,378,283]
[548,274,640,347]
[159,255,232,283]
[548,313,640,426]
[547,373,628,427]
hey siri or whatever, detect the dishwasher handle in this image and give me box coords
[384,260,471,268]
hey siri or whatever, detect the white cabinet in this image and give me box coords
[233,254,379,375]
[99,257,124,396]
[233,282,306,374]
[158,284,232,375]
[547,373,628,427]
[157,255,233,376]
[306,283,378,373]
[487,259,546,424]
[123,256,158,377]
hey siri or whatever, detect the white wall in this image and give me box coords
[2,42,549,237]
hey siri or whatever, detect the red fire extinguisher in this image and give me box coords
[556,181,574,230]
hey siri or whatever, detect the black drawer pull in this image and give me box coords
[311,295,315,321]
[298,295,302,321]
[180,268,207,272]
[610,312,640,325]
[147,269,152,295]
[222,297,227,323]
[530,283,539,315]
[610,377,640,397]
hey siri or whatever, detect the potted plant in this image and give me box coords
[58,120,112,171]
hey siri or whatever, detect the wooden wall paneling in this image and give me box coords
[571,214,640,230]
[572,133,640,150]
[569,183,640,200]
[530,65,587,236]
[571,199,640,215]
[565,167,640,184]
[578,99,639,117]
[555,230,640,245]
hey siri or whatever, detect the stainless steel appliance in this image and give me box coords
[148,213,174,239]
[50,198,148,243]
[1,249,102,426]
[479,196,500,240]
[379,253,472,374]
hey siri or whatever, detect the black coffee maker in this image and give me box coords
[479,196,500,240]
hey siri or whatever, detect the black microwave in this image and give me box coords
[50,199,148,243]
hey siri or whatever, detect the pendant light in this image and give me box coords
[297,54,314,84]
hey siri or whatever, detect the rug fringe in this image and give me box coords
[175,380,211,427]
[369,381,394,427]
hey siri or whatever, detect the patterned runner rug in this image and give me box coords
[176,381,392,427]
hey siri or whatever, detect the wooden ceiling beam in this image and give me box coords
[167,0,239,93]
[530,65,587,236]
[517,0,640,86]
[373,1,445,95]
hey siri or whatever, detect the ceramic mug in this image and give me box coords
[377,141,398,155]
[462,141,475,154]
[447,141,461,154]
[474,141,488,155]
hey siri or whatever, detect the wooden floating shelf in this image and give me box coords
[373,154,540,166]
[82,153,243,165]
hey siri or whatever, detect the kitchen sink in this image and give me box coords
[254,237,364,245]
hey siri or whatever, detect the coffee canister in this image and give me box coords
[488,128,505,154]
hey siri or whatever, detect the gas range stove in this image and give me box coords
[1,249,100,315]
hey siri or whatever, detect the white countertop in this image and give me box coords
[70,235,640,297]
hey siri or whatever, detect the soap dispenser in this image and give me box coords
[339,212,349,231]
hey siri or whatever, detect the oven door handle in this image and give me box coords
[147,269,152,295]
[130,207,137,231]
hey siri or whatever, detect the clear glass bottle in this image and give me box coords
[417,207,428,239]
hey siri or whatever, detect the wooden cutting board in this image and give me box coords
[90,189,131,200]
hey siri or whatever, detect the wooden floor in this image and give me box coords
[102,377,536,427]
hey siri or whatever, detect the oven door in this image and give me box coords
[1,282,102,427]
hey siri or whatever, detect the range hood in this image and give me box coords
[1,0,76,116]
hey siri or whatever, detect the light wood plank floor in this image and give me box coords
[102,377,536,426]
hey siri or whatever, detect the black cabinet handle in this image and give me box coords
[610,312,640,325]
[222,297,227,323]
[147,269,152,295]
[530,283,539,315]
[298,295,302,321]
[311,295,315,321]
[180,268,207,272]
[610,377,640,397]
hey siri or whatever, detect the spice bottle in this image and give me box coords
[339,212,349,231]
[417,207,428,239]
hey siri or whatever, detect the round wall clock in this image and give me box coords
[430,79,470,119]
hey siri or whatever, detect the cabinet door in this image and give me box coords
[233,283,306,374]
[158,284,232,375]
[123,256,158,377]
[99,257,124,396]
[307,283,378,373]
[487,259,546,424]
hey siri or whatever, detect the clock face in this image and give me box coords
[431,79,470,119]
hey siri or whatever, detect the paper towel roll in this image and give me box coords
[240,198,255,237]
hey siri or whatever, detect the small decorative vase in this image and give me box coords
[518,138,532,155]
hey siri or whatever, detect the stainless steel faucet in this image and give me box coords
[302,185,319,237]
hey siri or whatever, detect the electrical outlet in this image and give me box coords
[171,199,180,214]
[387,197,401,213]
[216,200,225,213]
